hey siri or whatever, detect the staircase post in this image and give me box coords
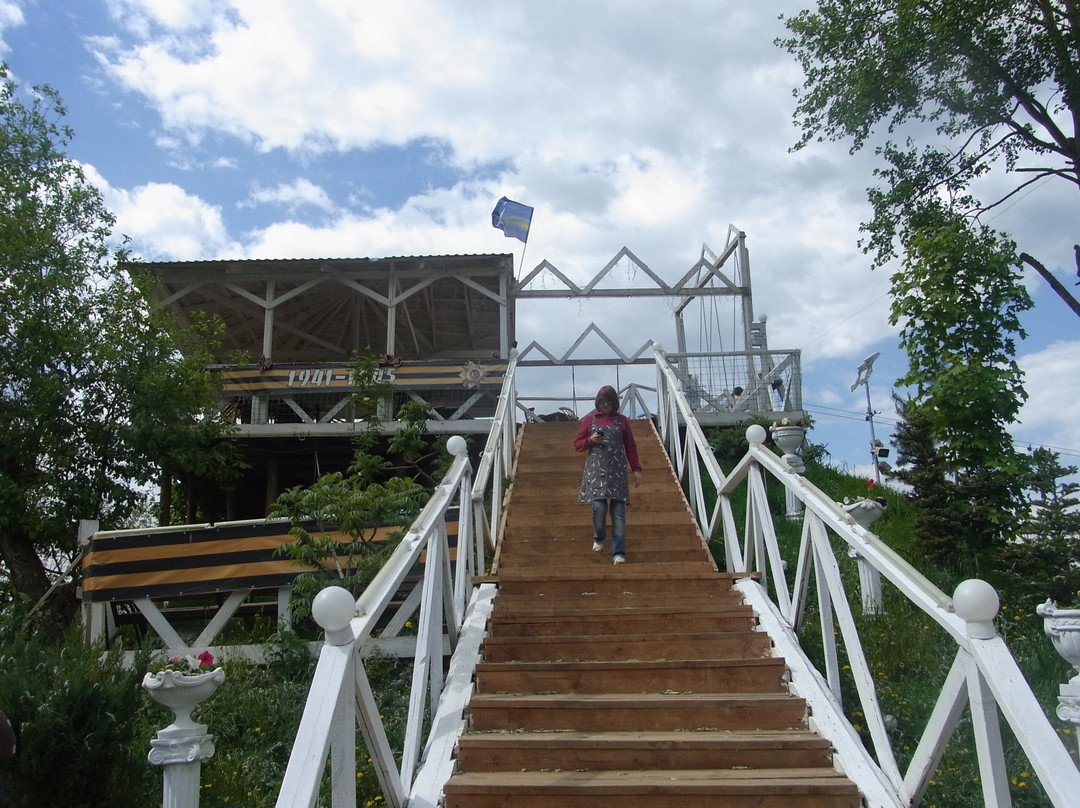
[770,423,805,519]
[143,666,226,808]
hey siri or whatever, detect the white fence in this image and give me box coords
[654,346,1080,808]
[273,352,518,808]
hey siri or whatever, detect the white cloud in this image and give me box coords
[47,1,1077,472]
[1014,340,1080,462]
[81,0,895,365]
[83,164,242,260]
[244,178,335,213]
[0,0,25,57]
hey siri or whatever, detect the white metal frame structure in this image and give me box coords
[654,346,1080,808]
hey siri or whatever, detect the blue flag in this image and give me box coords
[491,196,533,243]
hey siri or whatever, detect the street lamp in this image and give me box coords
[851,352,886,485]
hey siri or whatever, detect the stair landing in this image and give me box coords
[442,419,861,807]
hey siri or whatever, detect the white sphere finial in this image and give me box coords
[953,579,1000,639]
[746,424,767,445]
[312,586,356,645]
[446,435,468,457]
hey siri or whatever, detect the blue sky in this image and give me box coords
[1,0,1078,480]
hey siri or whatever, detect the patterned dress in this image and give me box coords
[578,418,632,505]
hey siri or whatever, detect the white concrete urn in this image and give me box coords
[842,498,887,530]
[143,667,226,731]
[771,424,806,473]
[1037,600,1080,684]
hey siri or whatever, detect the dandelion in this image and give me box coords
[405,621,413,628]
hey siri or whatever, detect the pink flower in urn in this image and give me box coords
[198,651,215,667]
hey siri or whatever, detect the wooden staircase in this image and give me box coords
[442,419,861,807]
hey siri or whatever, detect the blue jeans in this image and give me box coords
[591,499,626,558]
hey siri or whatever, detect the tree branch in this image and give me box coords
[1018,251,1080,318]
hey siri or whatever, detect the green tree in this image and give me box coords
[270,352,432,623]
[0,66,234,627]
[890,393,972,572]
[994,447,1080,608]
[779,0,1080,317]
[888,210,1031,562]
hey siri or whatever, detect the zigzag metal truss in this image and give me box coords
[516,323,653,367]
[513,226,752,368]
[514,230,747,301]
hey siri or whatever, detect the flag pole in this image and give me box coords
[517,240,529,284]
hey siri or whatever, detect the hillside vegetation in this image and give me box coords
[0,451,1075,807]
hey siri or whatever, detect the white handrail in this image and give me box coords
[653,347,1080,808]
[654,346,729,545]
[274,360,519,808]
[470,348,518,556]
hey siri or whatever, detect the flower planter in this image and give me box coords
[770,425,806,472]
[1038,600,1080,684]
[143,668,226,731]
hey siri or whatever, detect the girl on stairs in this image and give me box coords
[573,385,643,564]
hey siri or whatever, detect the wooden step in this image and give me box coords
[504,509,695,528]
[493,568,732,596]
[467,692,807,732]
[487,601,753,620]
[500,525,705,546]
[480,630,772,663]
[495,546,712,567]
[489,589,746,611]
[455,730,835,771]
[442,768,861,808]
[474,657,785,694]
[487,608,753,636]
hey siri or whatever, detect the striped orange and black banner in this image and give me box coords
[82,513,459,602]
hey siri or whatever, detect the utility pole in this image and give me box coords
[851,352,884,485]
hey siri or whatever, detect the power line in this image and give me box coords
[805,401,1080,462]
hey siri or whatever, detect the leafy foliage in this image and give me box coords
[779,1,1080,316]
[0,612,155,808]
[995,447,1080,609]
[0,65,237,628]
[270,352,433,622]
[887,212,1032,563]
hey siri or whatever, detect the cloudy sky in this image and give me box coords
[1,0,1077,480]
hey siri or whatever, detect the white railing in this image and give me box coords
[655,346,728,544]
[654,347,1080,808]
[274,355,518,808]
